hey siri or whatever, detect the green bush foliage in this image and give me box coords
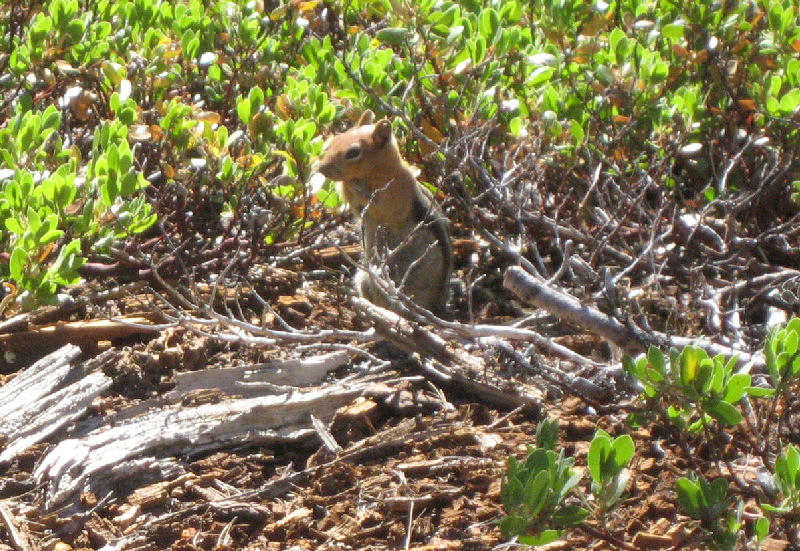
[500,418,589,545]
[621,319,800,550]
[500,420,636,545]
[2,0,798,306]
[623,344,760,432]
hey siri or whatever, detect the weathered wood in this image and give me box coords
[98,421,465,551]
[0,344,81,415]
[34,378,385,508]
[0,315,160,355]
[504,265,645,352]
[173,350,349,391]
[101,351,351,425]
[0,344,394,516]
[0,345,118,465]
[0,502,33,551]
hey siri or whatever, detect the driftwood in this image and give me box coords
[0,342,404,512]
[35,380,377,508]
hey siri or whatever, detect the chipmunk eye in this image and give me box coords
[344,144,361,160]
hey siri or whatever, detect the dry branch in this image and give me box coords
[351,297,544,410]
[0,502,33,551]
[503,265,648,353]
[504,265,765,368]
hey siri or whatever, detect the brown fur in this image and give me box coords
[318,111,452,314]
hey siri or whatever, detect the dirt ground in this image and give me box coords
[0,251,787,551]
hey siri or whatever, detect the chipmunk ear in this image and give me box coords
[373,119,393,149]
[357,110,375,126]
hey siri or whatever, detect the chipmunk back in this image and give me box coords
[318,111,452,314]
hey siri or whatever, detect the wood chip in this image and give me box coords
[632,531,674,549]
[759,538,789,551]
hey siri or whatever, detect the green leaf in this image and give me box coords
[680,346,702,386]
[550,504,590,527]
[479,7,499,40]
[779,89,800,114]
[745,386,775,398]
[10,246,27,280]
[40,229,64,244]
[755,516,769,543]
[529,66,554,86]
[622,354,636,375]
[569,119,585,143]
[237,98,251,124]
[647,346,666,376]
[536,418,559,451]
[523,470,550,516]
[610,435,635,470]
[760,503,789,514]
[782,445,800,485]
[723,373,751,403]
[560,470,584,499]
[67,19,84,41]
[42,106,61,130]
[27,206,42,234]
[662,23,685,40]
[785,329,798,355]
[693,360,713,394]
[704,400,743,425]
[595,64,614,86]
[316,186,340,209]
[768,3,785,31]
[18,124,34,152]
[501,473,524,507]
[498,514,526,538]
[53,0,65,27]
[706,477,729,506]
[129,212,157,234]
[518,529,561,546]
[588,431,611,483]
[676,477,701,517]
[376,27,408,46]
[471,36,486,64]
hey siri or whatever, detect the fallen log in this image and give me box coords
[34,376,391,509]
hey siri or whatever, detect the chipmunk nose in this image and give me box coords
[317,157,341,179]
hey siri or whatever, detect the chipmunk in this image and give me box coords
[318,110,452,315]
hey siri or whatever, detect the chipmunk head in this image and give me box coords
[318,110,398,183]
